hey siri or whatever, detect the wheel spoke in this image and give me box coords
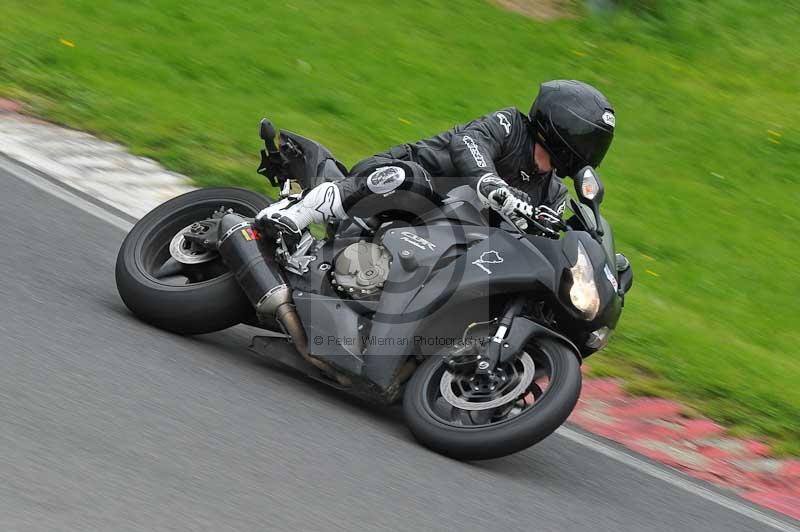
[153,257,186,280]
[468,409,495,425]
[430,351,549,428]
[433,397,459,422]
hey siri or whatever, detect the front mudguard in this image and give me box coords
[498,316,582,364]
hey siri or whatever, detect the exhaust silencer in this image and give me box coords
[216,213,291,321]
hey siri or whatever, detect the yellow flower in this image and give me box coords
[398,117,411,125]
[59,38,76,48]
[646,269,660,277]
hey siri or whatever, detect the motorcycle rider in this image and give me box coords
[256,80,616,248]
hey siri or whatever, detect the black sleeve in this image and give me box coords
[448,111,512,188]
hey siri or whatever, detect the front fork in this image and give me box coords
[444,296,527,376]
[476,297,526,375]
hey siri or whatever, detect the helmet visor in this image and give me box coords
[546,115,613,177]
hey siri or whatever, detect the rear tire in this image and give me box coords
[115,187,272,335]
[403,338,581,460]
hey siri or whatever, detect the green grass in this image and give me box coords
[2,0,799,453]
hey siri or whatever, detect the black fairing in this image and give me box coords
[295,219,560,390]
[293,292,367,376]
[288,190,624,392]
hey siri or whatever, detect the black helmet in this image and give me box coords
[529,80,615,178]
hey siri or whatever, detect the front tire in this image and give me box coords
[403,338,581,460]
[115,187,272,335]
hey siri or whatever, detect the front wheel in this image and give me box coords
[115,187,272,335]
[403,338,581,460]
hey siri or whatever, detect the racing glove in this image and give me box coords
[535,205,562,226]
[476,174,534,230]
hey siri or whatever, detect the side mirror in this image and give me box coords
[259,118,279,154]
[574,166,605,206]
[573,166,605,236]
[257,118,283,188]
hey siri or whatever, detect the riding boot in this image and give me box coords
[255,182,346,251]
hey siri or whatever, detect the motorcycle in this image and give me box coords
[115,118,633,460]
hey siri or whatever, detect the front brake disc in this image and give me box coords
[439,352,535,411]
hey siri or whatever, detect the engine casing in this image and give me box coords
[333,241,391,299]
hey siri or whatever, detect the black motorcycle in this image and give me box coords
[116,119,633,460]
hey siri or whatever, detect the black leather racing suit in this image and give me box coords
[348,107,568,217]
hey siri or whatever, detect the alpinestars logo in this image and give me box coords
[496,113,512,136]
[602,111,616,127]
[314,185,338,222]
[462,136,487,168]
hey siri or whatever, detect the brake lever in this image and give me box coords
[491,190,561,237]
[517,211,561,237]
[496,209,560,237]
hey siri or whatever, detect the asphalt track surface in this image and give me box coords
[1,160,797,532]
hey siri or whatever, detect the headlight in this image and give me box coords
[570,241,600,319]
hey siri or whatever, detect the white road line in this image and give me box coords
[0,155,133,231]
[557,427,800,532]
[2,155,798,532]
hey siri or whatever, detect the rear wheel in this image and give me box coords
[403,338,581,460]
[115,187,272,335]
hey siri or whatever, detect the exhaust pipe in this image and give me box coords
[216,214,349,384]
[275,295,350,386]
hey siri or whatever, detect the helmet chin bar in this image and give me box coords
[536,134,575,178]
